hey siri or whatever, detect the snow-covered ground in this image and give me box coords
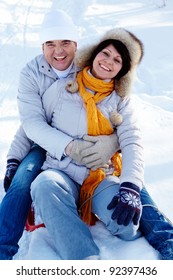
[0,0,173,261]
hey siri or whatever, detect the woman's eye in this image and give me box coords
[102,51,109,56]
[114,59,121,64]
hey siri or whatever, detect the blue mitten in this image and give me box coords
[3,159,20,192]
[107,182,141,226]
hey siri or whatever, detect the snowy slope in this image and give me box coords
[0,0,173,260]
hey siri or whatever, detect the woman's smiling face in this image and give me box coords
[91,44,123,80]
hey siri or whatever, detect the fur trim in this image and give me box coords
[110,111,123,126]
[66,80,79,93]
[102,28,143,66]
[74,28,144,97]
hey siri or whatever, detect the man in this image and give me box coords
[0,9,117,260]
[1,9,173,260]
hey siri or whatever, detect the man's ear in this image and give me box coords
[42,44,44,52]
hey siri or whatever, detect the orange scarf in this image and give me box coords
[77,66,122,225]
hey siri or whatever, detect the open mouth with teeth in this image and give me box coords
[100,63,111,72]
[54,56,66,61]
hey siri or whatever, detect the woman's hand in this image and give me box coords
[100,160,115,175]
[65,133,119,170]
[107,182,142,226]
[65,139,93,164]
[81,133,119,170]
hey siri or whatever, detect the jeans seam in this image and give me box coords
[78,183,117,213]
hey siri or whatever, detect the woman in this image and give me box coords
[30,28,144,260]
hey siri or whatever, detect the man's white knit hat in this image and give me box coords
[39,9,78,44]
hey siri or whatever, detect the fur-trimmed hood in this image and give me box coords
[72,28,144,97]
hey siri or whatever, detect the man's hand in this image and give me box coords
[3,159,20,192]
[65,139,93,164]
[80,133,119,170]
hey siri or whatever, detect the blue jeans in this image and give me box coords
[31,171,140,259]
[31,169,99,260]
[0,145,46,260]
[0,144,173,259]
[140,187,173,259]
[31,170,173,260]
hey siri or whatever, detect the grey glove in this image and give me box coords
[81,133,119,170]
[100,160,115,175]
[66,139,94,164]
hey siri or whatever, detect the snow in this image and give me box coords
[0,0,173,261]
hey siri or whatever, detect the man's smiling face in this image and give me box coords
[43,40,77,70]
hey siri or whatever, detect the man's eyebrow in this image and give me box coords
[45,41,54,44]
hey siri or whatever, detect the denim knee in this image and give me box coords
[31,173,50,201]
[31,169,80,205]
